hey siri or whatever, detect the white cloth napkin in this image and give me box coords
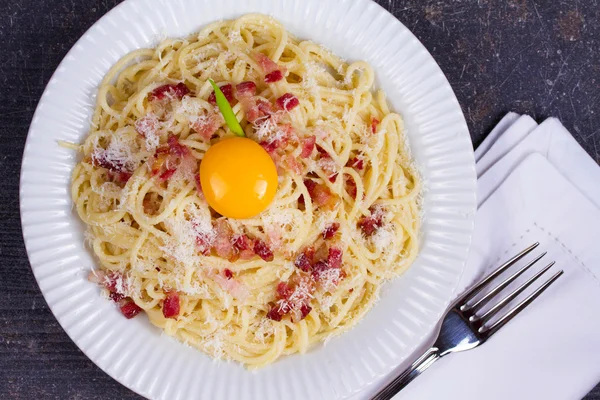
[358,114,600,399]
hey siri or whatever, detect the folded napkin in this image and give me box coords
[358,114,600,399]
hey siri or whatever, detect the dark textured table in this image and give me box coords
[1,0,598,398]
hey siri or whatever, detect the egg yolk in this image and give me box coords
[200,137,278,219]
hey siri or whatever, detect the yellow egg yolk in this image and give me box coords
[200,137,278,219]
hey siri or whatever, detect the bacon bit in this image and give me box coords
[267,276,314,322]
[223,269,234,279]
[294,247,314,272]
[260,140,280,154]
[232,234,248,251]
[328,173,338,183]
[322,223,340,240]
[371,118,380,134]
[191,112,220,141]
[158,168,176,181]
[310,182,336,209]
[300,136,316,158]
[149,83,190,101]
[348,157,364,170]
[345,175,358,198]
[254,239,274,262]
[208,83,235,106]
[109,292,124,302]
[254,52,280,74]
[328,247,343,269]
[209,269,249,300]
[102,272,122,293]
[151,152,168,175]
[167,134,189,157]
[358,207,385,236]
[299,303,312,320]
[284,156,303,175]
[276,282,294,299]
[235,81,257,97]
[304,179,317,194]
[213,220,235,260]
[266,303,285,321]
[311,260,329,280]
[134,114,160,138]
[162,291,180,319]
[264,70,284,83]
[119,298,142,319]
[276,93,300,111]
[257,99,274,115]
[91,153,125,175]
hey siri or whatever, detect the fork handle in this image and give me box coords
[371,347,440,400]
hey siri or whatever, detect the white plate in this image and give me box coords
[20,0,476,399]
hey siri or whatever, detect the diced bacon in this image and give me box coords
[235,81,257,97]
[299,303,312,320]
[101,271,123,293]
[267,275,314,322]
[134,114,160,138]
[277,282,294,299]
[322,223,340,240]
[300,136,316,158]
[328,247,343,269]
[257,99,274,115]
[348,157,364,170]
[149,83,190,101]
[119,298,142,319]
[276,93,300,111]
[232,234,249,251]
[233,234,256,260]
[162,291,180,319]
[208,83,235,106]
[264,70,284,83]
[266,303,285,321]
[213,220,235,260]
[311,260,329,280]
[284,156,303,175]
[371,118,380,134]
[210,269,249,300]
[158,168,176,181]
[304,180,335,209]
[303,179,317,194]
[254,239,274,262]
[328,173,338,183]
[151,152,168,175]
[260,140,280,154]
[167,134,190,157]
[116,171,132,183]
[345,175,358,198]
[91,153,125,174]
[109,292,124,302]
[224,269,234,279]
[358,207,385,236]
[254,52,280,74]
[191,113,220,141]
[294,247,314,272]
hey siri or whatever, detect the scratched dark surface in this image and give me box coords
[0,0,599,399]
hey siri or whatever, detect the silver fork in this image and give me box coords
[372,242,563,400]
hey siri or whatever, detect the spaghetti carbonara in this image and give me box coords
[71,14,420,367]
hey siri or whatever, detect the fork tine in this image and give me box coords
[480,270,563,338]
[468,252,547,313]
[477,261,555,324]
[458,242,540,310]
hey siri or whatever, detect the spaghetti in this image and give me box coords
[71,14,420,367]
